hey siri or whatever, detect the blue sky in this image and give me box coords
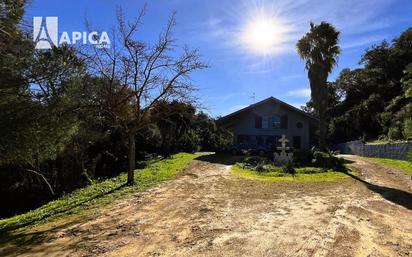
[25,0,412,117]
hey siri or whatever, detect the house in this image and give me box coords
[217,97,318,150]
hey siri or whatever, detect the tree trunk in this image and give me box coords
[127,132,136,185]
[317,79,329,152]
[318,115,327,151]
[309,65,329,152]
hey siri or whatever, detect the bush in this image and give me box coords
[388,126,402,140]
[378,134,388,142]
[209,128,233,152]
[135,161,148,169]
[240,151,346,175]
[176,132,200,153]
[293,150,314,166]
[241,156,275,173]
[408,151,412,164]
[244,156,265,167]
[312,151,346,171]
[403,119,412,139]
[255,162,266,172]
[282,162,296,175]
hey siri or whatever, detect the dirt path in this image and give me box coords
[1,155,412,257]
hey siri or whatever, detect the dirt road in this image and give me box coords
[1,155,412,257]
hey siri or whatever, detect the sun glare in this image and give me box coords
[241,14,292,56]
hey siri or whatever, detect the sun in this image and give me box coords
[241,14,292,56]
[248,19,276,49]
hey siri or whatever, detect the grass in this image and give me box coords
[363,157,412,175]
[367,139,407,145]
[231,164,349,182]
[0,152,201,232]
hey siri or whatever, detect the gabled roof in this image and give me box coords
[217,96,318,123]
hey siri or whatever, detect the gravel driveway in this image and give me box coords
[1,154,412,257]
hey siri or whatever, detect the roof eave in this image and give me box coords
[217,96,318,123]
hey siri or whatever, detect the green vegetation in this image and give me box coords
[296,22,340,151]
[300,28,412,145]
[0,1,231,218]
[231,164,349,182]
[0,153,200,232]
[363,157,412,175]
[367,139,408,145]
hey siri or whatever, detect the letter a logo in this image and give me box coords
[33,17,58,49]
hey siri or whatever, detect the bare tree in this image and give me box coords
[82,7,207,184]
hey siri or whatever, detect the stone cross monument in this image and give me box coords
[274,135,293,165]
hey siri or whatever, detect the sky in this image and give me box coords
[25,0,412,117]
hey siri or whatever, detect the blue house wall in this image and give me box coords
[218,98,316,150]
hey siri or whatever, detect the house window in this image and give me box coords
[271,116,281,129]
[256,115,283,129]
[293,136,301,149]
[296,122,303,128]
[262,116,269,128]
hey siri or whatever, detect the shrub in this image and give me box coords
[241,156,278,173]
[378,134,388,142]
[408,151,412,164]
[255,163,266,172]
[312,151,346,171]
[293,150,314,166]
[244,156,265,167]
[209,128,233,152]
[403,119,412,139]
[176,132,200,153]
[388,126,402,140]
[282,162,296,175]
[135,161,148,169]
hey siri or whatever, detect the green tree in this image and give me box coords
[152,101,197,155]
[0,1,87,194]
[296,22,340,150]
[401,64,412,98]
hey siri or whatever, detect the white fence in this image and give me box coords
[334,140,412,160]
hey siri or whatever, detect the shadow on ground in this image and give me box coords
[0,217,94,256]
[195,153,244,166]
[0,183,127,234]
[0,183,129,257]
[347,172,412,210]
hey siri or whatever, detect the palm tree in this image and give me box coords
[296,22,340,151]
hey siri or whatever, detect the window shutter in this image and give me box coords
[255,116,262,128]
[281,115,288,129]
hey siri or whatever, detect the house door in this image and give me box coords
[293,136,301,149]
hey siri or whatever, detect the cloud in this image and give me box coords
[199,0,397,48]
[287,88,311,98]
